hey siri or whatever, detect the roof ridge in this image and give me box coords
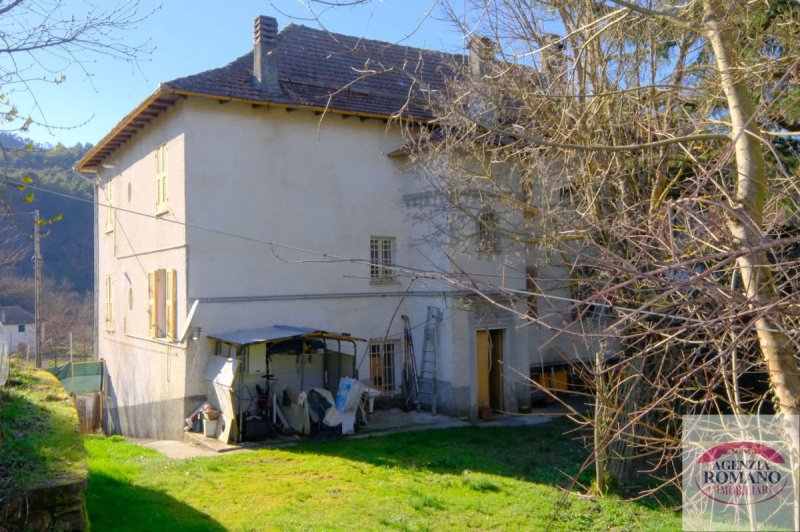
[281,22,465,59]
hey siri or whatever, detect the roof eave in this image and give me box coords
[75,85,180,173]
[170,88,430,124]
[76,86,432,174]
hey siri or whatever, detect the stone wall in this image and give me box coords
[1,477,87,531]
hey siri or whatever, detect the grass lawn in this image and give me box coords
[0,360,86,496]
[86,418,680,531]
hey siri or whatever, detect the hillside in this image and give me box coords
[0,133,93,293]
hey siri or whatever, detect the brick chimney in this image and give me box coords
[254,16,281,94]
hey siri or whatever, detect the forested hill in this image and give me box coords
[1,133,93,292]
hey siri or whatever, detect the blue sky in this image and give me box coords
[9,0,464,147]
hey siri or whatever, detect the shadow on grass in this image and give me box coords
[287,418,587,483]
[283,417,677,513]
[86,472,225,531]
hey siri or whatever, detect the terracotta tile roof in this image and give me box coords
[165,23,464,120]
[77,22,466,172]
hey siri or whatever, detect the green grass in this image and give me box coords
[85,419,680,531]
[0,359,86,495]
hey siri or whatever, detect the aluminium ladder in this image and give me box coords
[416,306,443,414]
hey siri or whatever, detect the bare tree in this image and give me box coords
[0,221,26,273]
[0,0,152,213]
[312,0,800,508]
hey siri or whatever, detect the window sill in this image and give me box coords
[104,227,114,234]
[370,279,400,286]
[125,332,186,348]
[156,205,170,216]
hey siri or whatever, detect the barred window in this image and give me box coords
[477,211,499,252]
[370,237,395,282]
[369,341,397,393]
[526,266,538,318]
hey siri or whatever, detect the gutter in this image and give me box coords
[75,86,427,173]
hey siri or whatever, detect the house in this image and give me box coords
[0,305,36,357]
[76,16,592,441]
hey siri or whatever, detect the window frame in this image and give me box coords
[477,211,500,253]
[148,268,177,341]
[525,266,538,318]
[369,340,398,394]
[104,181,114,233]
[155,143,169,215]
[369,236,396,283]
[105,275,114,331]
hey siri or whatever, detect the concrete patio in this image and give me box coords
[133,396,586,458]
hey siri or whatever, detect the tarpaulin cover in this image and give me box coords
[48,361,103,394]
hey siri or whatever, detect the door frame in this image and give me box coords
[475,328,505,411]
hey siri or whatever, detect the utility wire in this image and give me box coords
[4,179,797,333]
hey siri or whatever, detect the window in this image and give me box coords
[148,268,177,341]
[105,275,114,330]
[17,324,25,333]
[370,237,395,282]
[369,341,397,393]
[525,266,538,318]
[156,144,168,215]
[477,211,499,252]
[104,182,114,233]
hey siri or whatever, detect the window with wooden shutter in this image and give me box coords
[165,269,177,341]
[148,269,178,341]
[148,272,158,338]
[156,144,168,215]
[105,276,114,330]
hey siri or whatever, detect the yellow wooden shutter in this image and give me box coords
[166,269,176,341]
[105,276,113,329]
[148,272,158,338]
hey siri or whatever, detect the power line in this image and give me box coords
[3,179,795,334]
[6,179,366,265]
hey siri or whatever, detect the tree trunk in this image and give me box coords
[704,0,800,420]
[704,3,800,527]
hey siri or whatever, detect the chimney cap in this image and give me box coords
[469,36,496,59]
[254,15,278,45]
[543,33,565,52]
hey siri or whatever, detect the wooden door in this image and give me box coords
[476,330,490,409]
[489,330,504,410]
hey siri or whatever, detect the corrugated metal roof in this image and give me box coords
[207,325,364,346]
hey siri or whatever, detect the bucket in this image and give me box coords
[203,418,219,437]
